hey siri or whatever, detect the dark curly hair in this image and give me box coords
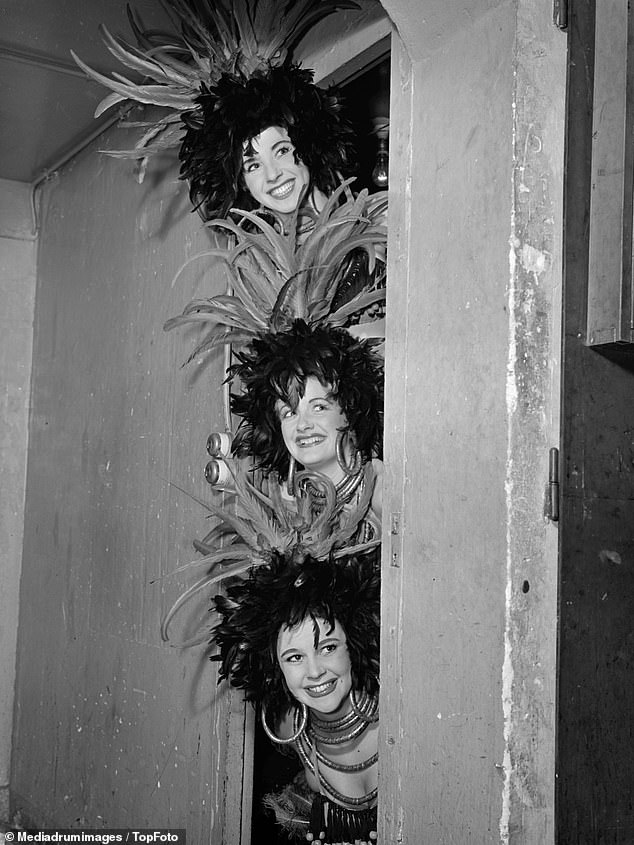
[212,550,380,727]
[229,320,384,477]
[179,64,357,220]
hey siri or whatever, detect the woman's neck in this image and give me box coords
[272,185,329,236]
[311,697,352,724]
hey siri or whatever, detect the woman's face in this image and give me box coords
[275,376,348,480]
[277,616,352,718]
[242,126,310,215]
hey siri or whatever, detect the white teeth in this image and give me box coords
[270,181,294,198]
[307,680,334,694]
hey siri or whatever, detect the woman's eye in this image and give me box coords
[280,407,294,420]
[244,161,259,173]
[321,643,337,654]
[286,654,302,664]
[276,145,292,157]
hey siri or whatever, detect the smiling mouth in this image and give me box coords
[269,180,295,200]
[305,679,337,698]
[296,435,325,448]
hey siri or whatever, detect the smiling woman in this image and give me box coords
[242,127,313,218]
[230,319,384,535]
[71,1,359,223]
[276,378,350,483]
[277,618,352,716]
[213,551,380,844]
[179,61,357,223]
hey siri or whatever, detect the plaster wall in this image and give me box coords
[11,132,232,836]
[380,0,563,841]
[0,179,36,823]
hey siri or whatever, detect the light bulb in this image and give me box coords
[372,138,389,188]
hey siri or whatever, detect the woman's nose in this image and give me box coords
[305,656,325,679]
[264,159,282,182]
[296,407,313,430]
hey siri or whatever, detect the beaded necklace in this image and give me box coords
[293,693,379,809]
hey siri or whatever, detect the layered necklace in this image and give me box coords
[293,690,379,809]
[299,463,379,545]
[301,465,365,509]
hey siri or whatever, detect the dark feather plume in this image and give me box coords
[211,549,381,726]
[230,319,384,477]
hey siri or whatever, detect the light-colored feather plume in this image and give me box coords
[165,180,388,355]
[160,456,379,642]
[72,0,360,159]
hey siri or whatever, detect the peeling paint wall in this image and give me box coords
[380,0,563,841]
[503,5,563,839]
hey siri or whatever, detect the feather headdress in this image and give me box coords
[229,318,384,477]
[212,546,381,725]
[163,179,388,356]
[160,455,380,644]
[71,0,360,218]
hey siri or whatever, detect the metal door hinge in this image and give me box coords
[553,0,568,31]
[547,447,560,522]
[390,512,402,567]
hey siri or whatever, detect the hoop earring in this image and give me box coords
[336,431,361,477]
[286,456,297,497]
[349,689,379,723]
[261,702,307,744]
